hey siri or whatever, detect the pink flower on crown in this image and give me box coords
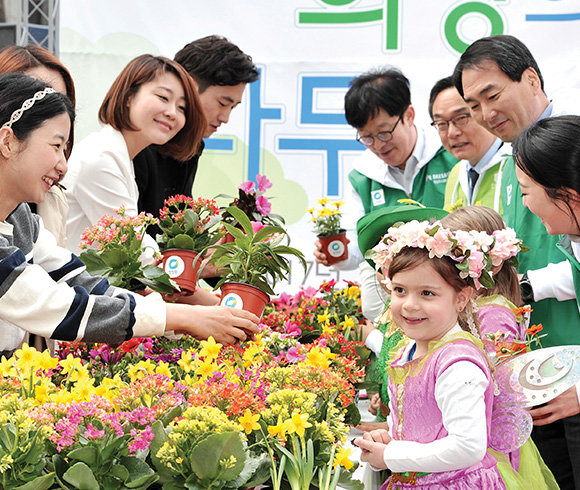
[470,230,494,252]
[426,227,453,258]
[256,174,273,192]
[490,228,521,266]
[239,180,256,193]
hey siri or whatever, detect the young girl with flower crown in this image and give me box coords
[354,218,526,489]
[0,73,258,357]
[441,206,559,489]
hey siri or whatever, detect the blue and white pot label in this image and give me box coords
[164,256,185,278]
[327,239,345,258]
[221,293,244,309]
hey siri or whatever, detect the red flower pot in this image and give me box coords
[161,249,203,294]
[318,230,349,265]
[220,282,270,319]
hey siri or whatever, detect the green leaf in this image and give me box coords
[148,422,170,472]
[172,234,196,250]
[110,463,129,482]
[13,473,55,490]
[63,462,100,490]
[67,446,99,467]
[118,456,156,488]
[225,207,254,237]
[190,432,246,482]
[79,249,110,276]
[100,435,130,464]
[100,248,132,269]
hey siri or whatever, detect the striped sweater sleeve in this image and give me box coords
[0,204,165,347]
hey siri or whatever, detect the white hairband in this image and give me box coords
[2,87,56,129]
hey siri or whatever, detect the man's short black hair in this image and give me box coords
[452,35,544,98]
[428,76,455,119]
[174,35,259,93]
[344,66,411,129]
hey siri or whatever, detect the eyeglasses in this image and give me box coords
[431,113,471,133]
[356,113,403,147]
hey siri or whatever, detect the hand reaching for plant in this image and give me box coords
[166,304,260,345]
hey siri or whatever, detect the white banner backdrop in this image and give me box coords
[60,0,580,291]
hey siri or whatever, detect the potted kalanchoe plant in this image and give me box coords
[78,205,177,294]
[217,174,284,240]
[156,195,221,293]
[207,206,306,318]
[308,197,348,265]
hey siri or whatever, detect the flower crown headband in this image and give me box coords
[367,219,528,289]
[1,87,56,129]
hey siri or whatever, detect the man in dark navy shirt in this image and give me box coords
[134,35,259,237]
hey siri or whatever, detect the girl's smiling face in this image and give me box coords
[1,113,70,219]
[390,259,471,356]
[124,72,187,157]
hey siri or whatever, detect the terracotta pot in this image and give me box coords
[224,232,236,243]
[318,230,349,265]
[220,282,270,319]
[161,249,203,294]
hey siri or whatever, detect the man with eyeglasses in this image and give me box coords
[313,66,456,321]
[429,76,505,210]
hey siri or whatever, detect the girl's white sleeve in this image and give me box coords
[382,361,489,472]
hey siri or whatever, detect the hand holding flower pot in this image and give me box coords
[157,195,221,293]
[309,198,348,265]
[207,206,307,318]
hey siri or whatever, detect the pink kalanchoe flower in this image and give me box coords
[255,195,272,215]
[238,180,256,193]
[256,174,273,192]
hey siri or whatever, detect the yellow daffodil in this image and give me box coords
[199,337,222,360]
[155,360,172,377]
[177,351,196,373]
[317,308,330,325]
[304,346,336,369]
[342,316,356,330]
[14,344,41,371]
[333,446,354,470]
[268,415,286,439]
[38,350,58,372]
[0,356,17,377]
[238,409,260,434]
[195,358,215,379]
[284,412,312,438]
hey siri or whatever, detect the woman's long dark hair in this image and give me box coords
[513,115,580,232]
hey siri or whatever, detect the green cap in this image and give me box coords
[357,204,449,266]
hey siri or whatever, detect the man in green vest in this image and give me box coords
[314,67,457,271]
[453,34,579,490]
[428,76,505,212]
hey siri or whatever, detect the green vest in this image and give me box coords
[348,147,457,214]
[501,157,580,347]
[444,160,503,213]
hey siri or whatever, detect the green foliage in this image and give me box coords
[0,423,52,490]
[207,207,306,296]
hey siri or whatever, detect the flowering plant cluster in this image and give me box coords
[308,197,344,237]
[484,306,546,362]
[218,174,284,229]
[79,205,177,294]
[263,279,364,343]
[0,297,366,490]
[157,195,221,252]
[368,220,528,289]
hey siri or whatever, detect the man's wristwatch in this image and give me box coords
[520,273,535,303]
